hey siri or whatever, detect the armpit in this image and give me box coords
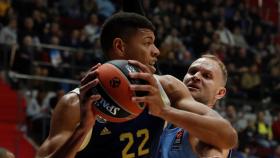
[195,141,226,158]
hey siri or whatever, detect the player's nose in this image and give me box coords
[152,44,160,57]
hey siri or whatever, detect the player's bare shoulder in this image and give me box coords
[157,75,193,105]
[52,92,80,122]
[157,75,177,89]
[53,91,80,115]
[157,75,185,93]
[49,92,81,136]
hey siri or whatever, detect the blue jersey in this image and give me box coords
[156,125,197,158]
[74,75,169,158]
[76,108,164,158]
[156,124,232,158]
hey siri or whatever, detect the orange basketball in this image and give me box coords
[93,60,146,122]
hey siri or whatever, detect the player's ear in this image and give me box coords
[112,38,126,57]
[215,87,226,100]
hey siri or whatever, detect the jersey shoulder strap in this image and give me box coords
[153,75,171,107]
[69,88,80,95]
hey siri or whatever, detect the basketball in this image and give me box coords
[93,60,146,122]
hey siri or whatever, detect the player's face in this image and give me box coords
[124,28,160,73]
[183,58,225,106]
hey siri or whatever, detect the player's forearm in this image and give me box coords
[46,126,90,158]
[160,106,237,149]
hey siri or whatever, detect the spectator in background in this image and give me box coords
[266,52,280,102]
[81,0,98,19]
[91,38,105,63]
[208,32,223,54]
[254,41,270,59]
[191,19,204,57]
[41,22,62,43]
[84,13,100,44]
[241,64,261,99]
[12,35,34,74]
[216,19,235,47]
[58,0,79,17]
[0,0,11,24]
[18,17,38,44]
[234,47,253,73]
[232,26,248,48]
[0,147,15,158]
[0,15,17,73]
[72,48,92,80]
[48,35,71,91]
[224,105,239,129]
[247,25,264,47]
[238,118,257,156]
[49,36,62,68]
[26,88,51,121]
[0,16,17,45]
[26,88,51,144]
[63,29,82,48]
[95,0,116,22]
[161,28,187,63]
[32,9,47,39]
[255,111,276,148]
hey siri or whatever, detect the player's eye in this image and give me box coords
[144,42,152,46]
[203,73,212,79]
[188,69,196,75]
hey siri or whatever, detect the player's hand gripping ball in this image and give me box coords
[93,60,147,122]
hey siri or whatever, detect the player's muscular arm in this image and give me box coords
[36,93,81,158]
[37,64,101,158]
[37,93,100,158]
[158,75,238,150]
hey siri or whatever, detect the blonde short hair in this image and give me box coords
[201,54,228,86]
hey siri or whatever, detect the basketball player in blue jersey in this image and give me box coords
[128,54,236,157]
[36,1,237,157]
[36,12,164,158]
[36,12,237,158]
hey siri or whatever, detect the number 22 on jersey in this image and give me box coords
[120,128,149,158]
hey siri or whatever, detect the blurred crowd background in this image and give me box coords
[1,0,280,157]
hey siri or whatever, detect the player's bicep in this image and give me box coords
[37,93,81,157]
[49,93,80,137]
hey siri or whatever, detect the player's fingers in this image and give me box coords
[128,60,152,73]
[83,95,101,112]
[131,96,150,103]
[81,78,99,91]
[89,63,101,72]
[80,79,99,100]
[130,84,155,93]
[129,72,157,86]
[81,63,101,84]
[81,70,99,85]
